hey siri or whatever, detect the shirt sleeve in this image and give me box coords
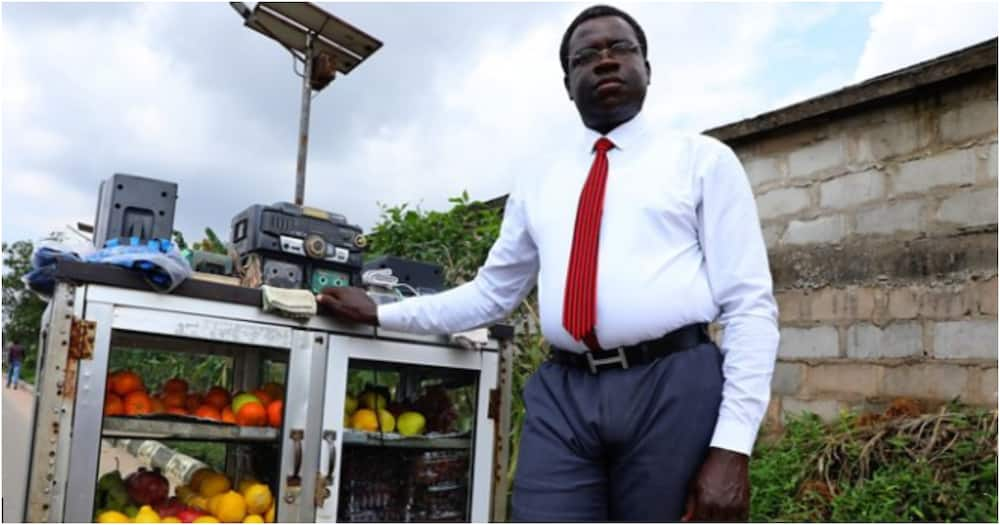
[697,139,780,456]
[377,183,539,334]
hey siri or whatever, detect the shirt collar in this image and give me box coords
[581,111,649,152]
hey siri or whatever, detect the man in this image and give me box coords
[6,340,25,390]
[318,4,778,521]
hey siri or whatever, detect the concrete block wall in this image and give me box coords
[731,75,998,426]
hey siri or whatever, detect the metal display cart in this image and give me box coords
[23,261,514,523]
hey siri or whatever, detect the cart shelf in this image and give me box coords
[342,429,471,449]
[102,417,280,442]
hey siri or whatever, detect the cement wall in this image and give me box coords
[724,67,998,425]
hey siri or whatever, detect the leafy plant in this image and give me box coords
[2,239,47,383]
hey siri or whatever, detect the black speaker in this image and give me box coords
[93,173,177,248]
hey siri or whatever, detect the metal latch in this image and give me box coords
[284,429,304,504]
[315,430,336,507]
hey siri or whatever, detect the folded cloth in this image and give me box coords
[450,327,490,350]
[24,246,85,296]
[261,285,317,320]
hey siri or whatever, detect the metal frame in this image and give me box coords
[276,330,328,522]
[318,333,500,523]
[490,340,514,522]
[63,301,114,522]
[26,281,513,523]
[25,282,79,522]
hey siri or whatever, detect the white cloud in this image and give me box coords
[3,2,861,246]
[854,1,999,82]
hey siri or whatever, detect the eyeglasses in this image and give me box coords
[568,41,640,69]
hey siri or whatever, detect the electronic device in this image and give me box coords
[362,256,445,295]
[185,250,234,276]
[230,202,366,292]
[93,173,177,248]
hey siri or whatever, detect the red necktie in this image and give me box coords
[563,137,615,351]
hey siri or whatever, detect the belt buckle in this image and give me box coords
[585,347,629,374]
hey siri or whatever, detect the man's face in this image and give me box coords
[564,16,650,131]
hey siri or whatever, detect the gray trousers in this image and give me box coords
[512,342,724,522]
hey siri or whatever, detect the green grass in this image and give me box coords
[750,406,998,522]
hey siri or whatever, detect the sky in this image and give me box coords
[2,1,998,247]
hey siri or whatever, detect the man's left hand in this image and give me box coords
[682,447,750,522]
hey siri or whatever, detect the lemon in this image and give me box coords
[360,391,386,411]
[215,490,248,523]
[243,515,264,523]
[198,472,232,498]
[397,411,426,436]
[134,505,161,523]
[264,503,275,523]
[208,493,225,516]
[193,517,220,523]
[377,409,396,433]
[237,476,259,494]
[189,496,210,512]
[241,483,274,515]
[96,510,131,523]
[175,485,195,504]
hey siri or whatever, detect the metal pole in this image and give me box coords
[295,33,314,206]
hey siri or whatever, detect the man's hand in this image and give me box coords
[315,287,379,325]
[682,447,750,522]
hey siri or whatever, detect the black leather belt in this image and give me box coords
[549,323,710,374]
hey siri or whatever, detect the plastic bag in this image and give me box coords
[24,237,192,296]
[83,238,192,293]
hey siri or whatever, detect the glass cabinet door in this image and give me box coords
[317,334,497,523]
[60,286,327,523]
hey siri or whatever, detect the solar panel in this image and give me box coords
[246,7,361,74]
[261,2,382,60]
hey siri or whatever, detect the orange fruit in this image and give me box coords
[235,402,267,427]
[163,377,189,395]
[185,393,204,413]
[266,400,283,428]
[162,390,187,409]
[188,468,214,492]
[111,370,144,397]
[221,406,237,424]
[252,389,273,407]
[150,396,166,414]
[260,382,284,402]
[350,409,378,432]
[194,405,222,421]
[124,391,153,416]
[167,406,188,416]
[204,387,231,410]
[104,394,125,416]
[198,472,231,498]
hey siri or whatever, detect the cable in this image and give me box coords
[393,283,420,297]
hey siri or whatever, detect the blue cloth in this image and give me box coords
[512,343,724,522]
[25,237,192,296]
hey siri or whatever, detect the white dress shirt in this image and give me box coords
[378,112,780,455]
